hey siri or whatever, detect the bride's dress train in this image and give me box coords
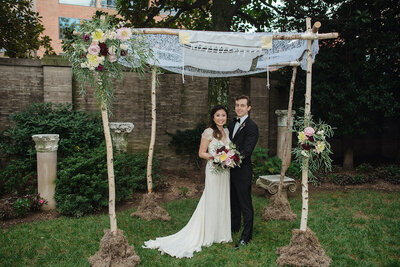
[143,128,232,258]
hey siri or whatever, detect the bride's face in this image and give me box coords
[213,109,227,127]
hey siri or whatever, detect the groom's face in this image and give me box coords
[235,99,251,118]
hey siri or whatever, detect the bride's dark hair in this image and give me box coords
[210,105,228,140]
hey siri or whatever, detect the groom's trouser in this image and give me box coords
[230,165,254,242]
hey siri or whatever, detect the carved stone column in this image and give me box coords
[109,122,134,153]
[275,110,296,167]
[32,134,59,210]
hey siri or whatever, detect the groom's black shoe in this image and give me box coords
[234,240,248,250]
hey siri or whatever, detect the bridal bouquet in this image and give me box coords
[211,144,242,171]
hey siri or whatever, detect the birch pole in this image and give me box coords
[100,103,117,233]
[277,66,298,195]
[300,18,314,231]
[146,66,157,194]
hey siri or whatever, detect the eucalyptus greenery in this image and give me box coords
[62,14,152,110]
[292,114,334,183]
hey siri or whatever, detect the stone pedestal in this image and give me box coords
[32,134,59,210]
[109,122,134,153]
[256,175,297,199]
[275,110,296,167]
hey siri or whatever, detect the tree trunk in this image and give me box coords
[101,103,117,233]
[208,78,230,113]
[343,135,354,170]
[278,66,297,196]
[207,0,233,113]
[146,66,157,194]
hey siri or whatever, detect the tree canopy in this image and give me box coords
[270,0,399,167]
[0,0,54,58]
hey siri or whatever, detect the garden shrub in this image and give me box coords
[0,193,47,220]
[167,122,207,169]
[0,158,36,196]
[251,146,301,180]
[0,102,104,157]
[375,164,400,184]
[55,144,165,217]
[0,103,104,197]
[325,163,400,185]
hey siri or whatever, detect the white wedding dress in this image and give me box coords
[143,128,232,258]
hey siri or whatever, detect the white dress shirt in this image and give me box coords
[232,115,248,138]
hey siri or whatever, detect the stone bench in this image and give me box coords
[256,175,297,198]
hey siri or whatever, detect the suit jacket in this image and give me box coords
[229,117,259,168]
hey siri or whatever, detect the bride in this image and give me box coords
[143,105,232,258]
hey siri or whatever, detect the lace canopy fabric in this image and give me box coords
[120,29,319,78]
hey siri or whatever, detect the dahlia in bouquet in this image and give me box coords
[211,143,242,172]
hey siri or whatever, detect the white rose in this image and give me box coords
[109,45,116,54]
[120,43,129,50]
[301,150,309,158]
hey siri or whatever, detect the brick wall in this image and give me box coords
[0,58,44,132]
[3,57,396,169]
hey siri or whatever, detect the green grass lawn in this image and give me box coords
[1,190,399,267]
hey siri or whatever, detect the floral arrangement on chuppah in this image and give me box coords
[292,114,334,183]
[62,14,152,267]
[62,14,151,110]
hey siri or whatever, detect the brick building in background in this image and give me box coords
[33,0,118,56]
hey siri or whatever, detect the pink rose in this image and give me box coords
[40,200,44,204]
[88,42,100,55]
[304,127,315,137]
[108,53,117,62]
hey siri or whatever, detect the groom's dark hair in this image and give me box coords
[235,95,251,106]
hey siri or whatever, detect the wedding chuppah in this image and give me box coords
[65,14,338,266]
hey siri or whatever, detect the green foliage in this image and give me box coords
[0,0,55,58]
[167,122,207,169]
[0,158,36,196]
[55,145,165,217]
[0,102,104,158]
[12,198,30,217]
[0,193,47,220]
[251,146,301,180]
[116,0,277,31]
[271,0,400,140]
[0,102,104,197]
[318,164,400,185]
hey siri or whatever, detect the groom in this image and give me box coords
[229,95,259,249]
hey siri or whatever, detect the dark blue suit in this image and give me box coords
[229,117,259,242]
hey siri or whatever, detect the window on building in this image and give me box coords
[59,0,95,7]
[59,0,116,8]
[101,0,117,8]
[59,17,82,40]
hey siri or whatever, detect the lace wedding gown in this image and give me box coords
[143,128,232,258]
